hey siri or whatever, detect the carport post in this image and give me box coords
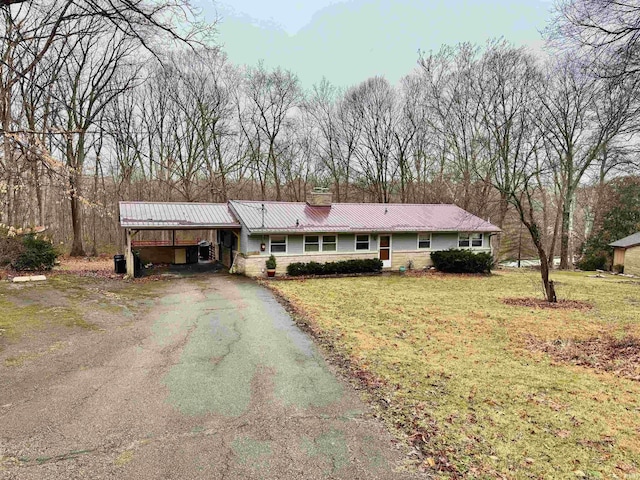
[232,230,240,253]
[126,229,134,277]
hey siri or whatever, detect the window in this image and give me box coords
[322,235,337,252]
[418,233,431,249]
[304,235,320,252]
[355,234,370,251]
[458,233,470,248]
[304,235,338,252]
[471,233,483,247]
[458,233,483,248]
[270,235,287,253]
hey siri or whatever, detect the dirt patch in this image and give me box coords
[50,256,123,279]
[0,257,120,280]
[57,256,113,272]
[527,335,640,381]
[502,297,593,309]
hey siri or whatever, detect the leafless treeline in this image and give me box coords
[1,1,639,271]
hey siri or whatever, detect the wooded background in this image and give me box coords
[1,0,639,270]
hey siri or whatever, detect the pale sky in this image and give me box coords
[194,0,554,89]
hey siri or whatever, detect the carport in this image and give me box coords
[119,202,241,277]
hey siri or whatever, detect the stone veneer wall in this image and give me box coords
[237,247,493,277]
[237,252,378,277]
[391,248,492,270]
[390,251,433,270]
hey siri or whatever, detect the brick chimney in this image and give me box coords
[306,187,333,207]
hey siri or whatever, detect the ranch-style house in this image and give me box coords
[119,190,501,277]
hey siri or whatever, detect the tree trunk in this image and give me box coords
[89,156,99,256]
[68,133,85,257]
[69,175,85,257]
[491,192,510,263]
[523,215,557,303]
[69,166,85,257]
[559,198,571,269]
[2,99,13,226]
[538,249,557,302]
[270,145,281,201]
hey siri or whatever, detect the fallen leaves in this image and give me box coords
[527,335,640,381]
[502,297,593,310]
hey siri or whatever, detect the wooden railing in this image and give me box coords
[133,239,216,261]
[132,239,201,247]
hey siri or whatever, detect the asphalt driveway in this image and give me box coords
[0,275,420,479]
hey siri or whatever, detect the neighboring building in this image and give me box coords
[119,190,501,277]
[610,232,640,275]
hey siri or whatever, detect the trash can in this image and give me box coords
[133,252,143,278]
[114,254,126,274]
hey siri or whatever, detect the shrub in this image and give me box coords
[0,226,24,267]
[430,249,493,273]
[12,234,58,271]
[286,262,308,276]
[305,261,324,275]
[286,258,383,276]
[576,254,607,271]
[265,254,277,269]
[613,264,624,274]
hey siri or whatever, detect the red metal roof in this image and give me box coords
[119,202,240,229]
[229,201,500,234]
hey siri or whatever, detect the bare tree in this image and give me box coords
[393,74,423,203]
[243,63,302,201]
[181,51,240,202]
[537,55,639,268]
[334,90,362,201]
[306,78,347,200]
[478,43,558,301]
[1,0,216,253]
[1,0,214,83]
[51,17,142,255]
[347,77,397,203]
[419,44,488,211]
[550,0,640,79]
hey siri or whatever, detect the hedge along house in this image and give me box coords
[119,202,241,277]
[610,232,640,275]
[228,190,501,277]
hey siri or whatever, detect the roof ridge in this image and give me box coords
[119,201,230,206]
[329,202,457,206]
[230,200,304,204]
[233,200,459,206]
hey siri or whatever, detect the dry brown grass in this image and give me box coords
[271,270,640,479]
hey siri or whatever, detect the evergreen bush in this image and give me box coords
[265,254,277,270]
[576,254,607,272]
[286,258,383,276]
[12,234,58,271]
[0,226,23,267]
[430,249,493,273]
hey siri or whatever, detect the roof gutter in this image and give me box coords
[246,227,502,235]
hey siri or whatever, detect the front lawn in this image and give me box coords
[271,270,640,479]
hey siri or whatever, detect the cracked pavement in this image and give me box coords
[0,274,423,479]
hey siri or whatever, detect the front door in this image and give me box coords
[379,234,391,268]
